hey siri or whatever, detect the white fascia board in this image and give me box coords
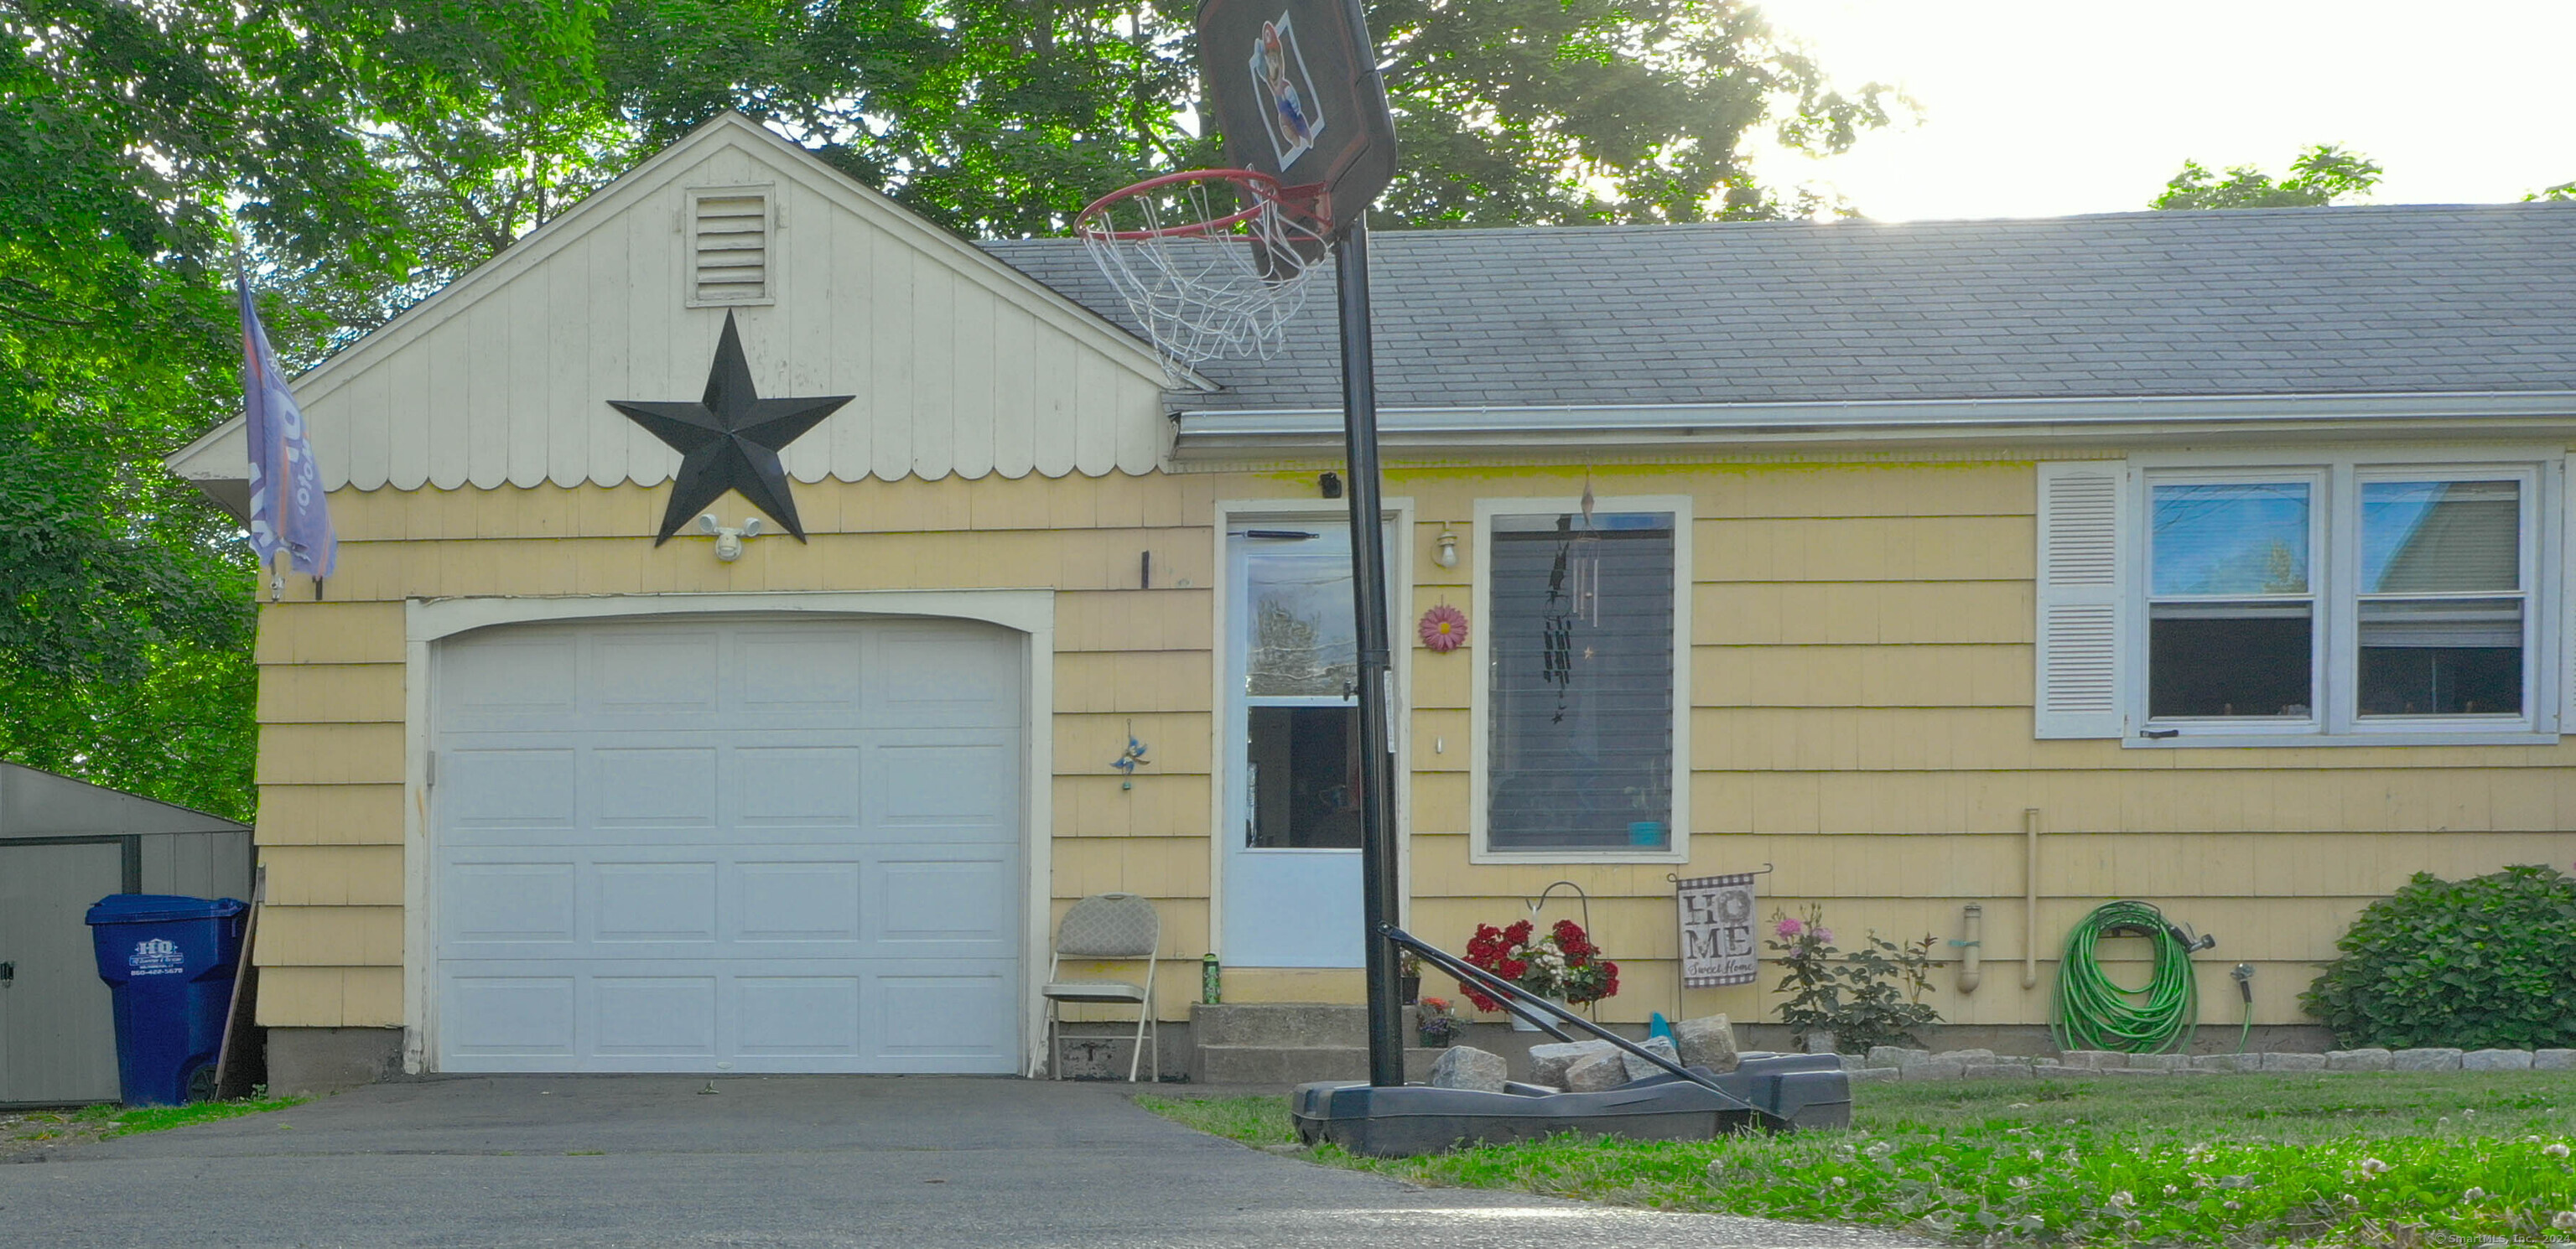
[1171,391,2576,460]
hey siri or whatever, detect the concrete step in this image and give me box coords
[1191,1044,1444,1086]
[1191,1002,1418,1048]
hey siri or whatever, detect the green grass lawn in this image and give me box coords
[3,1095,305,1155]
[1142,1074,2576,1246]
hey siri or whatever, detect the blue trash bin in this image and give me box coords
[86,894,249,1106]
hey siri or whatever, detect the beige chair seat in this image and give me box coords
[1040,979,1148,1003]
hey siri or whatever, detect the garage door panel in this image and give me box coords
[441,749,579,832]
[737,861,862,943]
[444,862,579,948]
[593,977,719,1056]
[435,617,1023,1075]
[444,976,579,1059]
[589,748,720,828]
[589,632,721,713]
[594,862,719,943]
[736,634,867,713]
[874,857,1015,954]
[737,977,862,1056]
[870,969,1016,1065]
[870,630,1018,728]
[735,747,862,826]
[871,740,1017,833]
[439,636,579,724]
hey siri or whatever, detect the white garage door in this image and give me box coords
[431,617,1024,1073]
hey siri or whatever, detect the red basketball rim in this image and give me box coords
[1073,168,1327,241]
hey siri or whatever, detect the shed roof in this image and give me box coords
[980,204,2576,414]
[0,762,247,840]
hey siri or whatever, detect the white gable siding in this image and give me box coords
[202,117,1174,493]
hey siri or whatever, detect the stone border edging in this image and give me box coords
[1842,1046,2576,1082]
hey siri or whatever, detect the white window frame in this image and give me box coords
[1469,495,1692,864]
[2124,448,2563,747]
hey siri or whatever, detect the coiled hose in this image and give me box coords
[2049,900,2199,1054]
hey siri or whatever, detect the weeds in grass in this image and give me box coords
[1143,1074,2576,1246]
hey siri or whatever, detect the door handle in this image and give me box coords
[0,960,13,983]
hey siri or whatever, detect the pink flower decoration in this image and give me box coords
[1775,916,1804,938]
[1418,604,1469,653]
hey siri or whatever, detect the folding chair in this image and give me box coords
[1040,893,1161,1081]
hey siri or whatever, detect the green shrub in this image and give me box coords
[2302,863,2576,1049]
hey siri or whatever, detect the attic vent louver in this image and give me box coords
[688,188,771,306]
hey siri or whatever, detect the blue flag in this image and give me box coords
[238,275,335,578]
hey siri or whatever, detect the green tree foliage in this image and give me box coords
[2300,864,2576,1050]
[2151,143,2382,210]
[1,1,609,817]
[2527,181,2576,203]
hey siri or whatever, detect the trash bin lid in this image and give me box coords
[85,894,248,925]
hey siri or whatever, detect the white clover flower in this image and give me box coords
[1830,1175,1848,1188]
[2359,1158,2391,1176]
[2163,1184,2179,1197]
[2555,1210,2576,1232]
[2460,1187,2486,1202]
[2107,1191,2135,1210]
[2029,1148,2045,1162]
[2546,1143,2572,1160]
[2223,1200,2241,1211]
[2011,1176,2034,1191]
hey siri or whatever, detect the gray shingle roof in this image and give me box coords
[978,204,2576,412]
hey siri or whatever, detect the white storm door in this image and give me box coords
[1222,525,1367,967]
[432,618,1022,1074]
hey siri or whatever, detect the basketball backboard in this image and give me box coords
[1196,0,1397,233]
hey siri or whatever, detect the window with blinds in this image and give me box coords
[1485,511,1677,853]
[688,189,771,305]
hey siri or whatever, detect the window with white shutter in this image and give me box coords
[686,187,772,306]
[2041,453,2566,746]
[2034,462,2130,739]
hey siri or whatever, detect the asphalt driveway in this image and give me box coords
[0,1076,1930,1248]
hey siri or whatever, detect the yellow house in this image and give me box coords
[169,116,2576,1090]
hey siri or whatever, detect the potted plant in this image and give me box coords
[1398,949,1421,1004]
[1414,996,1463,1048]
[1457,919,1620,1030]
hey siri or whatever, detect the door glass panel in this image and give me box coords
[1246,706,1362,848]
[2361,480,2519,593]
[1244,547,1357,697]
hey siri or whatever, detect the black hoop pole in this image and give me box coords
[1333,215,1405,1089]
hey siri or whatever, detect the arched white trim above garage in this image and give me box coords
[399,590,1054,1076]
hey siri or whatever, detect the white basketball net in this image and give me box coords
[1076,172,1329,383]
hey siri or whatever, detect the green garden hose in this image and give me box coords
[2049,901,2201,1055]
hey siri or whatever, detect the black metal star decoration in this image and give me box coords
[610,311,853,545]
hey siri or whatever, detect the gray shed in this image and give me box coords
[1,762,252,1106]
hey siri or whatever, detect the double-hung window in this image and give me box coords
[2037,455,2560,743]
[1473,498,1690,860]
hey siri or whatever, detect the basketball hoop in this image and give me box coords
[1073,168,1330,381]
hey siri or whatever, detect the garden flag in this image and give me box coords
[238,273,335,580]
[1675,873,1759,988]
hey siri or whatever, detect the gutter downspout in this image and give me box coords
[2023,808,2043,991]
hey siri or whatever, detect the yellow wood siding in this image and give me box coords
[251,458,2576,1039]
[1387,461,2576,1032]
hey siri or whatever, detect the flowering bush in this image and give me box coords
[1457,918,1619,1012]
[1767,904,1940,1053]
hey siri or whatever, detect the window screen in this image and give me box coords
[1486,512,1676,852]
[2357,479,2523,716]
